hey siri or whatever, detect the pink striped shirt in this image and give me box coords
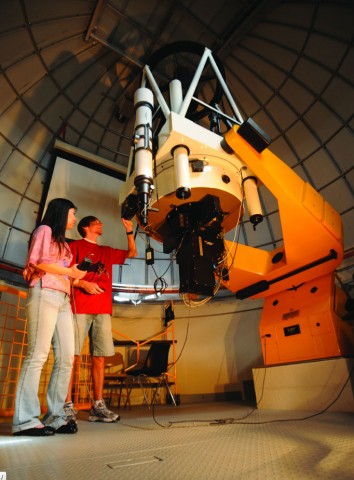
[25,225,73,294]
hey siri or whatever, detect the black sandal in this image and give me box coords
[56,419,78,434]
[13,426,56,436]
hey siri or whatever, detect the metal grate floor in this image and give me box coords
[1,402,353,480]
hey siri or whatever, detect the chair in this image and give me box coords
[103,352,130,408]
[125,341,176,408]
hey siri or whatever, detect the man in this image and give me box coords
[65,216,137,423]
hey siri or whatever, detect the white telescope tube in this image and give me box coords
[173,145,191,200]
[133,87,154,225]
[243,176,263,229]
[134,87,153,178]
[169,79,183,113]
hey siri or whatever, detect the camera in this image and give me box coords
[77,256,93,270]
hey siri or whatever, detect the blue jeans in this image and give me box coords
[12,283,75,432]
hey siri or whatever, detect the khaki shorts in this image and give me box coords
[73,313,115,356]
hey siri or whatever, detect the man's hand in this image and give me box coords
[121,218,138,257]
[121,217,134,232]
[80,281,105,295]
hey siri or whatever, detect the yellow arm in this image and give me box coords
[221,124,343,299]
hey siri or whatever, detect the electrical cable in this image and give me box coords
[147,329,354,429]
[150,311,191,428]
[110,303,354,431]
[152,361,354,429]
[253,335,269,408]
[215,167,246,278]
[70,282,95,405]
[153,275,168,295]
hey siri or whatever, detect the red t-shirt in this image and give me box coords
[70,239,127,314]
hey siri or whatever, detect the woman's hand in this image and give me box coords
[23,263,46,283]
[70,265,88,279]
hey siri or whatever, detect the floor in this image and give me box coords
[0,401,353,480]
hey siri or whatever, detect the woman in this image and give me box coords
[12,198,87,436]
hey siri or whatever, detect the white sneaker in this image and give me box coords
[88,400,120,423]
[64,402,78,421]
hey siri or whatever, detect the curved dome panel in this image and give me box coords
[0,0,353,300]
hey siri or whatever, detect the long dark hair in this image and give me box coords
[39,198,76,255]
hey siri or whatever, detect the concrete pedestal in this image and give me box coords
[253,357,354,412]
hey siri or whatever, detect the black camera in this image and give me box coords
[121,193,138,220]
[77,256,93,270]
